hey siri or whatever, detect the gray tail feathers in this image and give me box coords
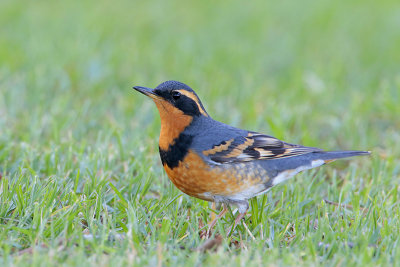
[310,150,371,161]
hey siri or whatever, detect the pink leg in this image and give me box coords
[226,201,249,237]
[207,203,229,236]
[226,211,247,237]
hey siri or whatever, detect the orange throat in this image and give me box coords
[153,99,193,150]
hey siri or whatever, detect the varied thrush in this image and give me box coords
[133,80,370,236]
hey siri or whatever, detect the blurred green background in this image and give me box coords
[1,0,399,265]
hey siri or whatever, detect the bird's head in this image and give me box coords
[133,80,209,150]
[133,80,208,117]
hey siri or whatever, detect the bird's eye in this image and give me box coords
[171,91,181,100]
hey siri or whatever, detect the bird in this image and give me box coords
[133,80,370,236]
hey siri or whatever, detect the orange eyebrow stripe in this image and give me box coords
[203,139,234,156]
[176,90,208,117]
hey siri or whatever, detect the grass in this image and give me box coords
[1,0,400,265]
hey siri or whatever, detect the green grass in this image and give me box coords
[1,0,400,265]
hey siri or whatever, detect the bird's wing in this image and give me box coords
[202,131,322,164]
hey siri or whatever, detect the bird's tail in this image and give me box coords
[262,150,370,188]
[310,150,371,162]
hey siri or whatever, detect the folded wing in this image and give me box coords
[202,131,322,164]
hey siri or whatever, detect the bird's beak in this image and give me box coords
[132,86,158,99]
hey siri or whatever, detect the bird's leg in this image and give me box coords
[226,211,246,237]
[210,202,217,222]
[226,200,249,237]
[207,203,228,237]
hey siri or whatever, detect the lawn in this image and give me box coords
[1,0,399,266]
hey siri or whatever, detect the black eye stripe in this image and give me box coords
[171,91,181,100]
[152,88,205,116]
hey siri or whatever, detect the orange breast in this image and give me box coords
[163,150,269,201]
